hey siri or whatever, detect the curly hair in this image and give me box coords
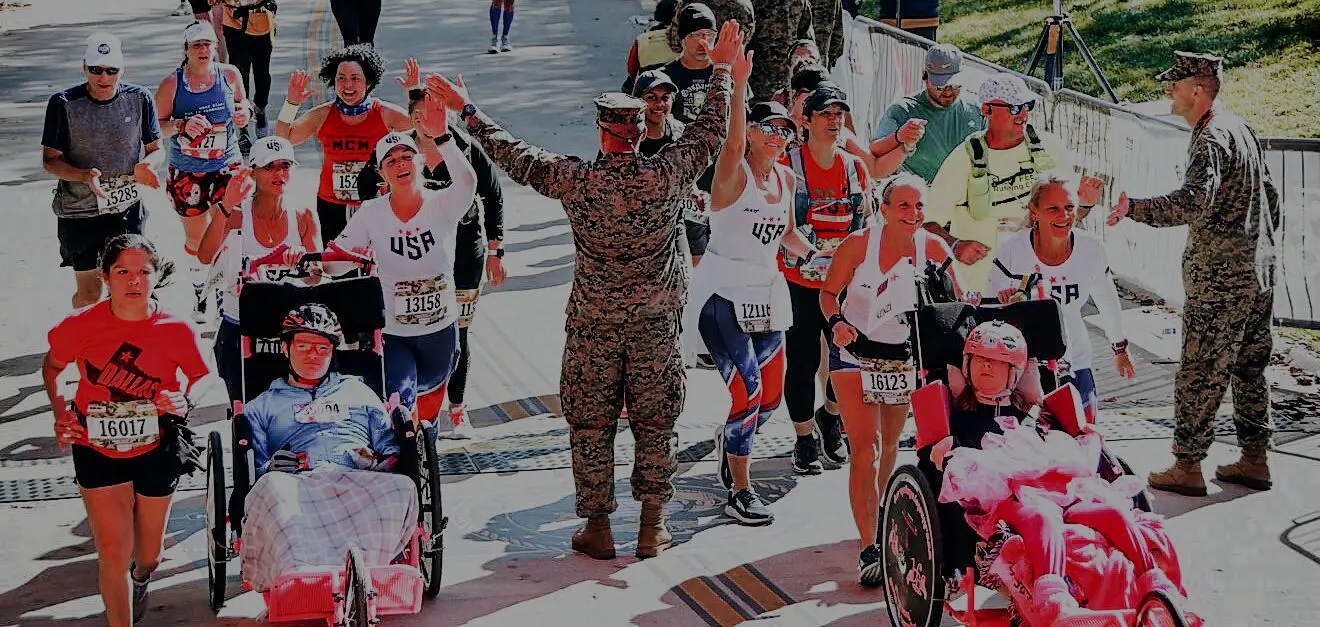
[317,44,386,92]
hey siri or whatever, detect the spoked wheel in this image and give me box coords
[341,545,374,627]
[1134,589,1191,627]
[417,423,446,598]
[880,465,945,627]
[205,431,228,613]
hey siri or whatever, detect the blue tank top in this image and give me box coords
[167,66,238,172]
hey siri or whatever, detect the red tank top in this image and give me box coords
[778,146,868,288]
[316,99,390,205]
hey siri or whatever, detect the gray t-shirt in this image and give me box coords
[41,83,160,219]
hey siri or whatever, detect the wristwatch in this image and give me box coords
[460,103,478,121]
[488,245,505,258]
[433,133,453,146]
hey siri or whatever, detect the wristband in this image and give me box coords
[828,313,846,331]
[278,100,301,125]
[1111,339,1129,355]
[433,133,453,146]
[713,63,733,74]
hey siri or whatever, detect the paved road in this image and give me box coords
[1,0,1318,625]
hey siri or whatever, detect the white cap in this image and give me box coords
[374,132,419,164]
[979,73,1035,106]
[250,136,299,168]
[183,20,219,43]
[83,32,124,70]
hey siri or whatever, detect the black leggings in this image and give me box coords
[784,281,836,424]
[330,0,382,47]
[448,327,472,406]
[223,27,273,110]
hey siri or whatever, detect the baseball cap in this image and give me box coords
[925,44,964,87]
[375,132,419,163]
[978,72,1035,106]
[749,101,796,131]
[250,136,299,168]
[83,32,124,70]
[183,20,219,43]
[804,83,850,113]
[632,69,678,98]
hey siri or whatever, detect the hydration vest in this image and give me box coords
[965,124,1056,221]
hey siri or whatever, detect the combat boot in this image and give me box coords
[1148,460,1207,496]
[571,515,616,560]
[1215,451,1272,490]
[635,502,672,559]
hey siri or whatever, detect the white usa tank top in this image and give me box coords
[705,160,794,267]
[840,224,933,344]
[218,200,301,321]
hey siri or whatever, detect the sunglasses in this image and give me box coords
[755,123,795,140]
[87,66,120,76]
[985,101,1036,115]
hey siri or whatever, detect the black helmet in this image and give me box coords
[281,303,344,346]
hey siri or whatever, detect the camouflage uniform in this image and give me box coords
[668,0,755,54]
[746,0,815,102]
[1127,52,1281,462]
[463,75,733,517]
[811,0,845,71]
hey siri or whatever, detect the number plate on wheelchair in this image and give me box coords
[96,176,140,214]
[859,358,915,405]
[393,276,450,326]
[85,401,160,453]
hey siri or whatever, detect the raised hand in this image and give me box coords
[221,167,254,212]
[731,48,753,85]
[1106,191,1130,226]
[704,20,745,68]
[396,58,421,91]
[1078,174,1105,207]
[414,91,448,137]
[424,73,472,113]
[287,70,316,106]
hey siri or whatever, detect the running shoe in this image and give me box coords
[695,354,717,370]
[713,424,732,490]
[171,0,192,15]
[254,108,268,138]
[816,408,849,466]
[859,544,884,587]
[488,35,500,53]
[500,36,513,52]
[446,404,475,439]
[725,487,773,526]
[792,434,822,475]
[131,567,150,623]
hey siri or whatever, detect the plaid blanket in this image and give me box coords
[241,466,418,591]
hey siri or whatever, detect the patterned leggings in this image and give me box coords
[698,295,786,456]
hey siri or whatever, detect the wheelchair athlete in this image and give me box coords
[240,303,418,592]
[916,321,1189,625]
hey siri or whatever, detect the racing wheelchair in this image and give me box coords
[879,299,1194,627]
[204,245,448,624]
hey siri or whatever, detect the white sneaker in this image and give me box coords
[445,405,475,439]
[488,36,500,53]
[500,36,513,52]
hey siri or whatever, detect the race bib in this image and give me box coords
[178,124,228,160]
[456,288,480,329]
[96,175,140,214]
[393,275,450,326]
[733,299,773,334]
[681,193,709,225]
[85,401,160,454]
[799,237,844,282]
[859,358,916,405]
[332,161,365,202]
[294,399,350,424]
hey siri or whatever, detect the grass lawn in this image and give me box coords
[861,0,1320,137]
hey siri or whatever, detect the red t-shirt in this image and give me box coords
[48,301,209,457]
[316,99,390,205]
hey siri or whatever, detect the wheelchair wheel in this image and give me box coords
[205,431,228,613]
[418,424,446,598]
[342,545,375,627]
[1134,589,1190,627]
[1117,457,1153,513]
[880,465,945,627]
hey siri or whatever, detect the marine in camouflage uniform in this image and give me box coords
[746,0,815,102]
[811,0,845,71]
[447,36,736,557]
[1113,52,1281,495]
[668,0,754,54]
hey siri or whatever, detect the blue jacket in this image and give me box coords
[247,373,399,476]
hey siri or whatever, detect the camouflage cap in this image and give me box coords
[1155,51,1223,82]
[594,92,646,138]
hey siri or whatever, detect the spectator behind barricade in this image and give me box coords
[745,0,814,103]
[875,0,940,41]
[924,73,1103,294]
[869,44,984,183]
[623,0,681,94]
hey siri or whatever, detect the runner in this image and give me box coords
[42,32,164,309]
[622,0,680,93]
[990,171,1133,421]
[331,96,478,431]
[818,173,960,584]
[780,83,871,475]
[221,0,278,147]
[43,234,209,626]
[275,46,413,241]
[330,0,382,47]
[198,136,322,403]
[154,20,251,323]
[354,62,507,438]
[488,0,517,53]
[685,96,819,526]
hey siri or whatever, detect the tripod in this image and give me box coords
[1024,0,1119,102]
